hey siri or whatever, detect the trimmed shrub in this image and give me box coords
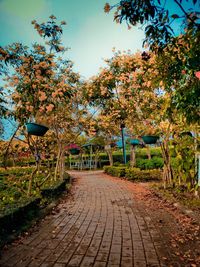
[113,161,122,166]
[151,157,164,169]
[104,166,162,182]
[125,168,162,182]
[136,157,164,170]
[100,152,131,164]
[99,160,110,167]
[0,197,41,239]
[104,166,127,177]
[41,180,67,198]
[135,147,162,159]
[4,159,14,167]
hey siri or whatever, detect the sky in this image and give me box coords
[0,0,146,139]
[0,0,145,79]
[1,0,198,78]
[0,0,198,140]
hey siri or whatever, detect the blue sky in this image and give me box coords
[0,0,145,79]
[1,0,198,78]
[0,0,198,140]
[0,0,145,139]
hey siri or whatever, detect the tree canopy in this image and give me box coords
[105,0,200,50]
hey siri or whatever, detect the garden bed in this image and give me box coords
[41,180,68,198]
[0,197,41,238]
[0,167,72,248]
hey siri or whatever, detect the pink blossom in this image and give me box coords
[46,103,54,112]
[39,91,47,101]
[195,71,200,80]
[181,70,186,75]
[65,144,80,150]
[52,91,58,98]
[26,105,34,112]
[39,106,45,112]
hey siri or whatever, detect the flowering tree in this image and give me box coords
[104,0,200,50]
[155,28,200,124]
[104,1,199,192]
[0,16,85,194]
[85,114,119,166]
[85,49,164,165]
[40,80,93,180]
[104,1,200,123]
[86,47,199,190]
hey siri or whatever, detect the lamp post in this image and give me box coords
[120,123,126,164]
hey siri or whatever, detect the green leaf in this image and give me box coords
[171,14,180,19]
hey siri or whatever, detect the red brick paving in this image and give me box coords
[0,171,181,266]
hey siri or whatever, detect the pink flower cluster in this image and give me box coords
[195,71,200,80]
[65,144,80,150]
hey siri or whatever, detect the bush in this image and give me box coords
[136,157,164,170]
[170,157,180,169]
[41,180,67,198]
[125,168,162,182]
[15,158,36,166]
[104,166,162,182]
[135,147,162,159]
[99,160,110,167]
[99,152,131,164]
[151,157,164,168]
[104,166,127,177]
[99,147,162,165]
[113,153,130,163]
[0,196,41,244]
[4,159,14,167]
[113,161,122,166]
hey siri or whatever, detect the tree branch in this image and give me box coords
[174,0,196,24]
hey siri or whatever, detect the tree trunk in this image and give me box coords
[54,143,62,181]
[130,145,136,167]
[105,145,113,166]
[146,145,151,160]
[27,164,38,196]
[161,139,174,188]
[59,149,65,180]
[94,151,99,169]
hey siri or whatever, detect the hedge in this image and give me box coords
[125,168,162,182]
[104,166,162,182]
[136,157,164,170]
[41,180,67,198]
[103,166,126,177]
[135,147,162,159]
[0,197,41,243]
[0,172,72,248]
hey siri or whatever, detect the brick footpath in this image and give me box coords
[0,171,173,267]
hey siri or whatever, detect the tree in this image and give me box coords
[92,114,120,166]
[105,0,200,50]
[105,1,200,124]
[155,28,200,123]
[0,16,84,194]
[85,49,164,166]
